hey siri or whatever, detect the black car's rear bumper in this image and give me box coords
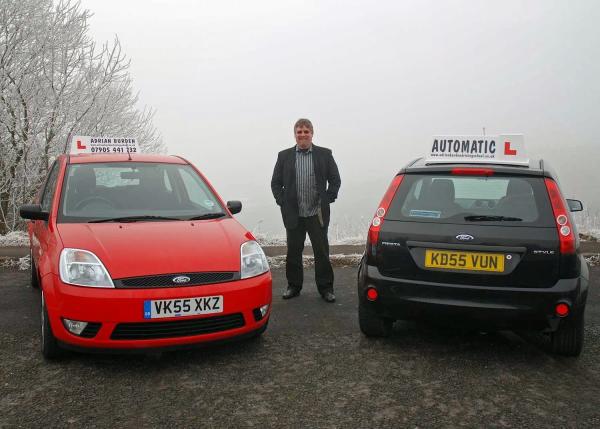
[359,263,587,332]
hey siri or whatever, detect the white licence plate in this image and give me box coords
[143,296,223,319]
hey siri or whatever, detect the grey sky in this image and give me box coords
[81,0,600,236]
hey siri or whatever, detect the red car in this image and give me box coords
[20,153,272,359]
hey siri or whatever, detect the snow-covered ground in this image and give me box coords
[573,210,600,241]
[577,227,600,242]
[267,253,363,269]
[0,254,30,270]
[251,232,286,247]
[0,230,29,246]
[253,232,365,247]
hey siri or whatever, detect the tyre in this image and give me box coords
[41,292,62,360]
[551,306,585,357]
[30,248,40,289]
[359,302,393,337]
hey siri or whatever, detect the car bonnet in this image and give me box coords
[56,218,249,279]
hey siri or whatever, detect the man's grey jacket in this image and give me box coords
[271,145,341,230]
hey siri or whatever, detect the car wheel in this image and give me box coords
[30,248,40,289]
[41,292,62,360]
[551,306,585,357]
[359,302,393,337]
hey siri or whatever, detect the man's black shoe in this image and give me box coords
[322,291,336,303]
[282,287,300,300]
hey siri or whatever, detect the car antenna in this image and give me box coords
[127,141,132,161]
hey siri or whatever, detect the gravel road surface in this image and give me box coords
[1,266,599,428]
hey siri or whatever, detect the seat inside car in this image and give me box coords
[495,178,537,220]
[66,168,97,211]
[418,178,463,216]
[137,168,179,209]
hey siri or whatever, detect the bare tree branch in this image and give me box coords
[0,0,164,233]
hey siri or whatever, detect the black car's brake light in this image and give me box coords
[451,167,494,176]
[544,178,575,255]
[366,174,404,262]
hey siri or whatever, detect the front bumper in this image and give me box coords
[43,272,272,350]
[358,264,585,332]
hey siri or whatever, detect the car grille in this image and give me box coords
[113,272,238,288]
[110,313,245,340]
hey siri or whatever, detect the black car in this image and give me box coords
[358,158,589,356]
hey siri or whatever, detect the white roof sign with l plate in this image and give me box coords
[425,134,528,166]
[70,136,140,155]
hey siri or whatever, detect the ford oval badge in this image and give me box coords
[456,234,474,241]
[172,276,191,284]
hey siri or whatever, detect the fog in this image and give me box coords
[81,0,600,237]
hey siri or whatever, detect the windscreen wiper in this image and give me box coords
[89,215,182,223]
[464,215,523,222]
[187,212,227,220]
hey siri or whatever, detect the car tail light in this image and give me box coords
[367,175,404,259]
[451,168,494,176]
[366,287,378,301]
[555,302,570,318]
[544,178,575,254]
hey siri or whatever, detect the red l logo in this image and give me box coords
[76,140,86,150]
[504,141,517,156]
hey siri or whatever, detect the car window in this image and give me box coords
[163,170,173,192]
[58,162,224,222]
[178,168,220,211]
[95,167,140,187]
[40,161,60,212]
[386,174,554,225]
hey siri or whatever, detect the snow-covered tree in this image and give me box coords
[0,0,164,233]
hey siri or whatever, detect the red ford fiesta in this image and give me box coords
[21,142,271,359]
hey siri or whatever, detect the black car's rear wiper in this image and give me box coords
[464,215,523,222]
[187,212,227,220]
[89,215,182,223]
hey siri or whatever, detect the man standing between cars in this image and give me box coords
[271,118,341,303]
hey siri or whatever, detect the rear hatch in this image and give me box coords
[376,172,560,288]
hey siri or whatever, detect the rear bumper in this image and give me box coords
[43,271,272,350]
[359,263,586,331]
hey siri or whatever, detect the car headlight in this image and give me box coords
[240,240,269,279]
[59,248,114,288]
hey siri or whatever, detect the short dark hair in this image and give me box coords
[294,118,313,133]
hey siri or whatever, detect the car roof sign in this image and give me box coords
[70,136,141,155]
[425,134,529,166]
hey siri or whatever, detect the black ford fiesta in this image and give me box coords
[358,154,588,356]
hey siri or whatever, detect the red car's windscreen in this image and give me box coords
[58,162,225,222]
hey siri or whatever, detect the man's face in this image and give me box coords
[295,126,313,149]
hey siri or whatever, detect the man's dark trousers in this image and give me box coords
[286,215,334,294]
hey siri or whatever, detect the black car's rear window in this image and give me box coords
[386,174,555,226]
